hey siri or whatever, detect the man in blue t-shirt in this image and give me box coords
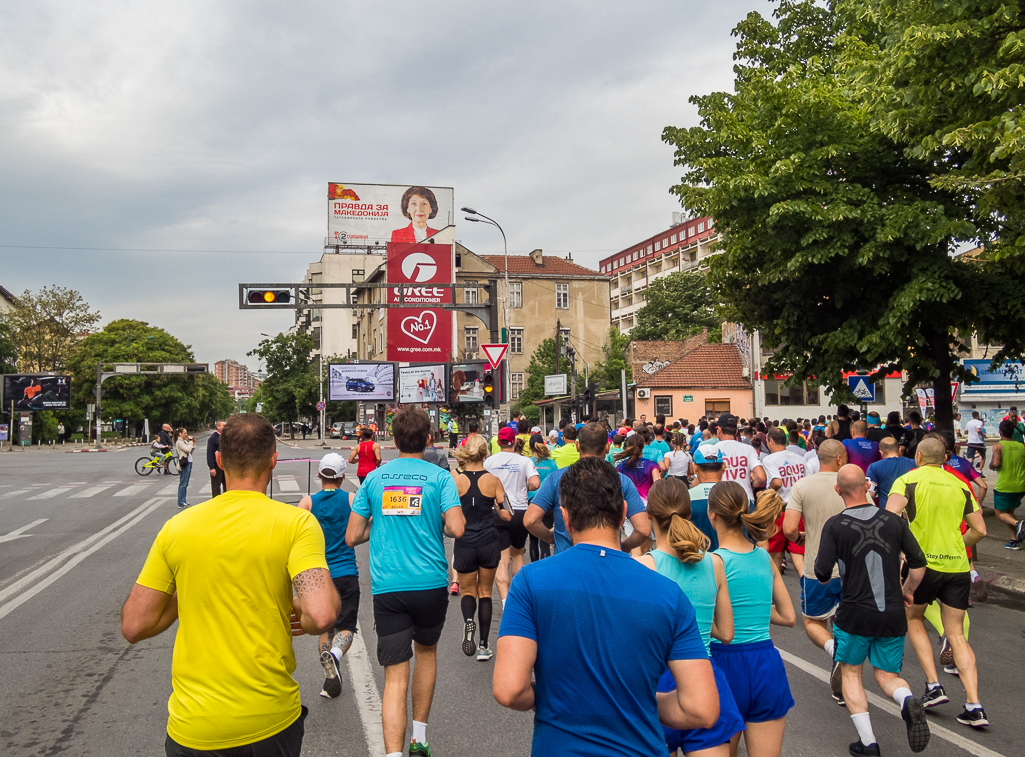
[866,437,916,505]
[495,457,718,756]
[523,423,650,554]
[347,408,465,757]
[688,446,725,550]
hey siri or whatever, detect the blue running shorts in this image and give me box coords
[711,640,795,724]
[833,625,905,674]
[658,662,745,752]
[799,576,842,619]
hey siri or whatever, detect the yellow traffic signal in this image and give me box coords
[247,290,291,304]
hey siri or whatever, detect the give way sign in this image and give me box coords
[481,344,508,370]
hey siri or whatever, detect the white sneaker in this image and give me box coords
[476,645,493,662]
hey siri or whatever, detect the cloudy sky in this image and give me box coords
[1,1,765,368]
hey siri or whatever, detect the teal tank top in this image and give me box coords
[712,547,773,645]
[651,549,717,654]
[311,489,357,578]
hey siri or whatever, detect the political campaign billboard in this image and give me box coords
[2,374,72,411]
[328,363,395,402]
[387,242,454,363]
[398,364,447,404]
[328,183,455,247]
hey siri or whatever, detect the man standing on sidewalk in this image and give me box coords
[207,420,226,497]
[988,419,1025,549]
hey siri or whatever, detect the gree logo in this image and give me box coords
[401,252,437,283]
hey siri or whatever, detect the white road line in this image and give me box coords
[114,483,150,497]
[70,485,115,499]
[0,489,31,499]
[778,648,1006,757]
[27,487,74,500]
[0,518,49,544]
[277,479,301,493]
[345,630,386,757]
[0,498,167,622]
[157,483,179,496]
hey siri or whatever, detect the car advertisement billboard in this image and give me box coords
[328,182,455,247]
[450,363,492,403]
[387,242,454,363]
[398,364,447,404]
[328,363,395,402]
[2,374,72,411]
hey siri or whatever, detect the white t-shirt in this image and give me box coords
[484,451,538,511]
[804,449,820,476]
[966,419,986,446]
[761,450,807,502]
[709,439,763,503]
[663,449,692,477]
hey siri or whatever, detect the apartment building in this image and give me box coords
[213,359,262,398]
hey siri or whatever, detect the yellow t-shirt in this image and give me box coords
[136,491,328,750]
[551,444,581,469]
[516,433,532,455]
[889,465,978,573]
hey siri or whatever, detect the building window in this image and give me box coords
[654,263,662,274]
[698,221,705,232]
[510,328,524,354]
[663,238,669,247]
[705,399,731,417]
[671,234,677,243]
[352,324,358,339]
[647,245,653,254]
[464,280,478,305]
[556,283,569,309]
[455,253,462,267]
[465,327,478,353]
[511,372,525,400]
[351,269,364,283]
[509,281,522,308]
[764,380,818,406]
[689,226,696,237]
[654,241,661,251]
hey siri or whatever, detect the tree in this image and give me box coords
[515,337,582,422]
[629,271,722,342]
[318,354,356,424]
[6,286,100,372]
[661,0,1025,433]
[248,332,317,437]
[593,327,633,390]
[0,318,17,373]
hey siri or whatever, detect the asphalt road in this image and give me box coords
[1,437,1022,756]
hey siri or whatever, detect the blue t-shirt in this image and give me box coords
[642,443,667,464]
[499,543,707,757]
[946,455,982,483]
[351,458,461,594]
[689,434,705,455]
[310,488,357,578]
[688,481,719,551]
[866,457,917,505]
[531,464,646,554]
[842,438,881,473]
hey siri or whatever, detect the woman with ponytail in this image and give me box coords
[615,433,661,503]
[637,478,743,756]
[708,482,796,757]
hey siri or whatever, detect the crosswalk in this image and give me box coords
[0,476,312,503]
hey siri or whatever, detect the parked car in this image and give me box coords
[346,377,375,393]
[330,422,344,438]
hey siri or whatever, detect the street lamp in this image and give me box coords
[462,207,510,421]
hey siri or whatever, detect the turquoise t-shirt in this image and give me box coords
[352,458,461,594]
[712,547,773,645]
[643,444,666,464]
[651,549,718,654]
[310,488,357,578]
[529,457,559,502]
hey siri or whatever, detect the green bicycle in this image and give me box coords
[135,449,180,476]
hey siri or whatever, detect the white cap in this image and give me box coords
[319,452,346,479]
[530,426,542,433]
[548,429,558,439]
[626,430,637,438]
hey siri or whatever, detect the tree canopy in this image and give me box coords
[248,332,317,433]
[515,337,581,421]
[629,271,721,342]
[593,327,633,390]
[4,286,100,372]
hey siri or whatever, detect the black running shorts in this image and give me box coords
[453,539,501,574]
[331,575,360,633]
[912,568,971,611]
[494,509,529,551]
[165,706,307,757]
[373,587,448,666]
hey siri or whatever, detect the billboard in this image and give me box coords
[2,374,72,411]
[387,243,454,363]
[328,182,455,247]
[398,364,447,404]
[328,363,395,402]
[450,363,491,403]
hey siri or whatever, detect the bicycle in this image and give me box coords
[135,449,180,476]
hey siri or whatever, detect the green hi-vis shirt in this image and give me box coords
[995,439,1025,493]
[890,466,978,574]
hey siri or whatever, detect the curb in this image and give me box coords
[975,567,1025,598]
[65,448,109,453]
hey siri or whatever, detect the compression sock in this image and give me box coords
[460,594,476,623]
[893,687,913,706]
[851,712,876,746]
[412,721,427,745]
[478,598,493,646]
[824,638,836,659]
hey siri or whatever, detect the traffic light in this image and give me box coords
[584,383,596,404]
[246,290,291,304]
[482,371,495,406]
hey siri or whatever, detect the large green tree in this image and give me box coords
[0,319,17,373]
[629,271,721,342]
[6,286,100,372]
[249,332,317,436]
[593,327,633,390]
[662,0,1025,433]
[515,337,582,421]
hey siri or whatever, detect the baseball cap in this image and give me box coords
[693,447,724,465]
[530,426,542,434]
[318,452,346,479]
[498,427,516,445]
[867,411,881,426]
[717,412,738,428]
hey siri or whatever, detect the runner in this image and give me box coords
[709,483,796,756]
[298,453,360,699]
[638,478,744,757]
[345,407,466,757]
[458,420,480,447]
[842,421,881,474]
[450,436,506,661]
[709,413,765,505]
[866,438,915,506]
[886,438,989,728]
[899,412,927,459]
[493,457,719,755]
[963,411,987,471]
[615,433,662,503]
[422,430,450,470]
[689,447,726,550]
[815,465,930,756]
[646,424,672,464]
[550,424,580,468]
[783,438,848,704]
[484,427,540,606]
[514,417,532,455]
[988,419,1025,549]
[527,434,557,563]
[827,405,853,441]
[1000,406,1025,443]
[761,427,807,575]
[606,431,627,464]
[660,432,693,484]
[348,428,381,484]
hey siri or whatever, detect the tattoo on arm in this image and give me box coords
[293,568,328,598]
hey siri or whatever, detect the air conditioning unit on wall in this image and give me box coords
[636,388,651,399]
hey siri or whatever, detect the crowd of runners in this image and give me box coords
[121,403,1022,757]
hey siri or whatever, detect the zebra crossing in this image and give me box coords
[0,476,311,503]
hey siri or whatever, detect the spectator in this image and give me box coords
[207,420,226,497]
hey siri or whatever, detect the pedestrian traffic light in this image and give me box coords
[246,290,291,304]
[483,371,495,406]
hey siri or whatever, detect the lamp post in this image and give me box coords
[462,207,510,422]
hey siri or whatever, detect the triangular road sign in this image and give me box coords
[481,344,508,370]
[851,378,873,400]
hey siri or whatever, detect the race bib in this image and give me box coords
[382,486,423,516]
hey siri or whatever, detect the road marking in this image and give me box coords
[27,487,74,500]
[0,498,167,622]
[70,485,115,499]
[277,478,301,493]
[345,629,386,757]
[0,519,49,544]
[114,484,150,497]
[778,648,1006,757]
[0,489,31,499]
[156,483,180,496]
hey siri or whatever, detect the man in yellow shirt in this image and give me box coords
[551,424,581,468]
[121,414,340,756]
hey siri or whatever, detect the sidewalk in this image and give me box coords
[974,509,1025,598]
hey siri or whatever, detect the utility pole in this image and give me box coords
[554,319,561,378]
[569,345,577,423]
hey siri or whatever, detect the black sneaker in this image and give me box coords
[902,697,930,752]
[921,684,949,708]
[319,650,341,698]
[957,706,989,728]
[461,619,476,657]
[848,740,881,756]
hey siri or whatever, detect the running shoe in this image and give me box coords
[939,636,954,666]
[319,650,341,698]
[1003,540,1021,551]
[921,684,949,708]
[901,697,930,753]
[848,741,880,756]
[1016,520,1025,544]
[449,581,459,595]
[956,706,989,728]
[476,644,493,662]
[830,658,844,703]
[943,664,960,676]
[409,740,433,757]
[461,619,476,657]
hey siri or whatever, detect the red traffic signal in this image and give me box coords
[247,290,291,304]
